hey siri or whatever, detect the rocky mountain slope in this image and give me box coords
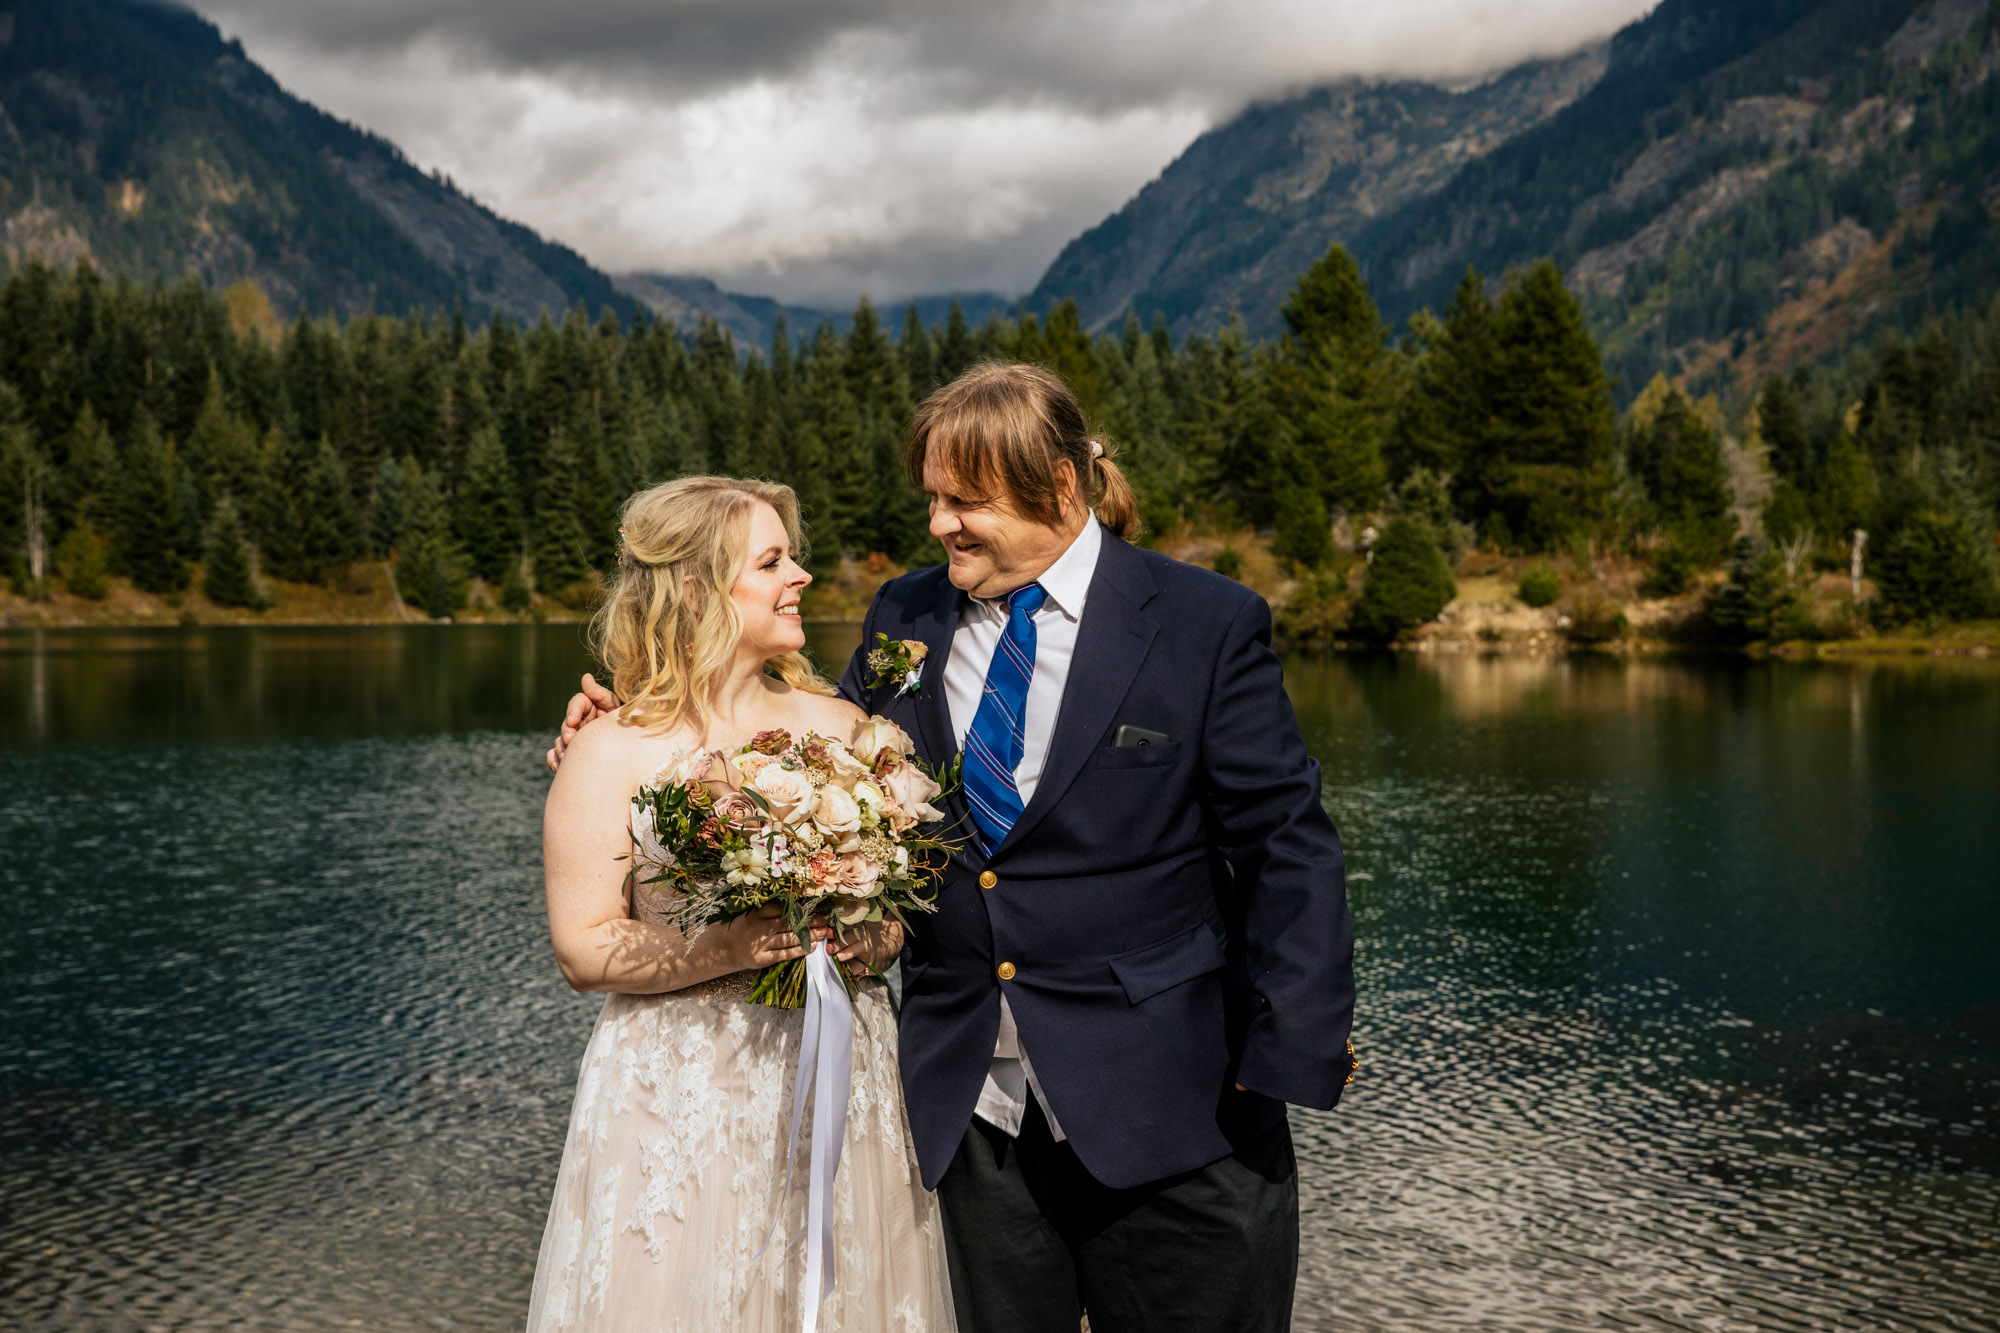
[1027,44,1611,337]
[0,0,643,322]
[613,272,1014,351]
[1030,0,2000,400]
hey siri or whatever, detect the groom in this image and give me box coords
[553,363,1354,1331]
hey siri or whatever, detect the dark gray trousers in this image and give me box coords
[935,1098,1299,1333]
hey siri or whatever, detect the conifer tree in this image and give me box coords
[1272,244,1391,515]
[59,404,118,533]
[1812,435,1878,543]
[395,456,468,614]
[901,304,937,395]
[114,416,190,594]
[1393,268,1497,483]
[296,437,364,583]
[455,425,522,583]
[938,301,975,381]
[368,456,405,557]
[1632,386,1733,556]
[1757,372,1810,480]
[1350,516,1457,641]
[202,502,264,609]
[1271,483,1332,570]
[806,324,864,559]
[532,428,594,592]
[57,522,109,599]
[1469,261,1617,549]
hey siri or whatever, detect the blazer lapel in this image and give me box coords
[993,532,1159,858]
[905,572,963,775]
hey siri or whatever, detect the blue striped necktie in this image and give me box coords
[961,582,1048,854]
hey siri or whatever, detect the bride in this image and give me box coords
[527,476,957,1331]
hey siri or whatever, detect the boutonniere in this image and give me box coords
[865,633,929,697]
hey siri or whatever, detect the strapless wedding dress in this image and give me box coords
[525,887,956,1332]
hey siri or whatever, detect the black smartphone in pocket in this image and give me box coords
[1113,724,1170,748]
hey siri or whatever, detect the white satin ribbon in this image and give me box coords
[755,942,854,1333]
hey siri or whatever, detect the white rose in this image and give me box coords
[852,778,885,828]
[813,784,862,837]
[849,716,915,768]
[748,764,817,822]
[729,751,777,786]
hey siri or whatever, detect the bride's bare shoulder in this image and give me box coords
[558,709,699,785]
[794,689,868,740]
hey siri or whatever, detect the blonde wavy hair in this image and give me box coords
[591,475,832,737]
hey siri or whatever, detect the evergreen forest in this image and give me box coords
[1,246,1997,640]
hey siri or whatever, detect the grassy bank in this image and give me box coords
[0,553,904,631]
[5,536,1992,661]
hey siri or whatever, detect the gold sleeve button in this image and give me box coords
[978,870,998,889]
[997,962,1016,981]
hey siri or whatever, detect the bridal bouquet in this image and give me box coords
[627,718,957,1007]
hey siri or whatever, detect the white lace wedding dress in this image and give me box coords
[526,884,957,1331]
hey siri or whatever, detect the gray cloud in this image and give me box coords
[188,0,1655,303]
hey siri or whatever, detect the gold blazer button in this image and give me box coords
[978,870,998,889]
[997,962,1017,981]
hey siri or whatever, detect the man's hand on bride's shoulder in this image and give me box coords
[547,673,622,774]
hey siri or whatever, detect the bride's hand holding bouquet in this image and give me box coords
[626,714,955,1007]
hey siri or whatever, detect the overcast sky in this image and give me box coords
[188,0,1656,306]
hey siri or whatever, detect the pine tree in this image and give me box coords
[938,301,975,381]
[202,502,264,609]
[1632,384,1733,557]
[1757,372,1810,480]
[1390,269,1495,484]
[368,455,405,557]
[297,437,364,584]
[1812,434,1878,544]
[57,522,109,599]
[1350,517,1457,641]
[58,404,118,533]
[805,324,863,559]
[901,304,937,395]
[114,416,190,594]
[1467,261,1617,550]
[1273,243,1391,515]
[394,456,468,614]
[500,559,532,612]
[1271,483,1331,570]
[453,425,521,583]
[532,428,594,593]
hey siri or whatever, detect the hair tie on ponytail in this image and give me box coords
[1089,440,1104,460]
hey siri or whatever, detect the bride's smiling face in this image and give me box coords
[730,501,811,658]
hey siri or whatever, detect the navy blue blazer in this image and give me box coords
[836,526,1354,1190]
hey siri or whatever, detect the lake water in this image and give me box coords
[2,626,1996,1331]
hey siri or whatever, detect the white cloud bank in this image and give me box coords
[188,0,1657,305]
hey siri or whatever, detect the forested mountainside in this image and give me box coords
[0,0,638,323]
[1027,44,1610,339]
[1033,0,2000,404]
[613,273,1014,352]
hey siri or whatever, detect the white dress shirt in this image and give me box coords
[943,517,1103,1141]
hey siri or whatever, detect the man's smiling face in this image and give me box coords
[922,456,1078,600]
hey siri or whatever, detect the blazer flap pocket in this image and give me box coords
[1093,739,1183,770]
[1109,924,1227,1005]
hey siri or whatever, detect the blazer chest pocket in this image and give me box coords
[1092,739,1183,771]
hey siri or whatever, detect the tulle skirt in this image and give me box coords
[526,975,957,1332]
